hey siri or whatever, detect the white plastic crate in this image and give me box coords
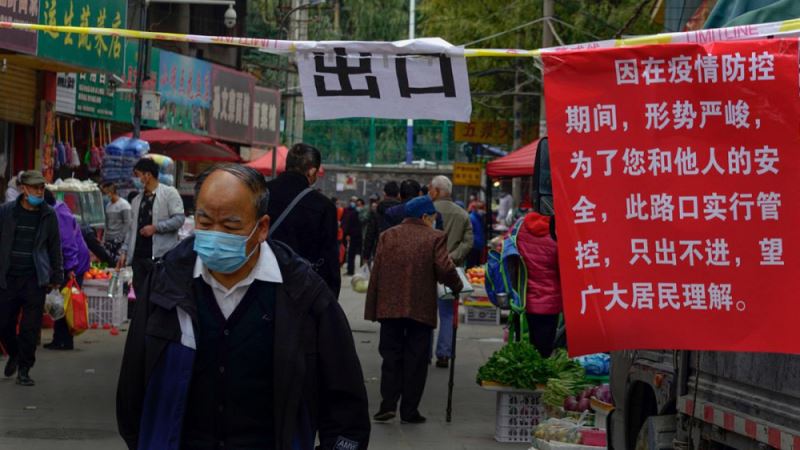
[495,390,544,443]
[84,275,126,327]
[88,294,127,327]
[465,305,500,325]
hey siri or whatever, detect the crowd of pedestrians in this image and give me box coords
[0,144,560,450]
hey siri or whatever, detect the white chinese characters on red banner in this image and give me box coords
[543,39,800,356]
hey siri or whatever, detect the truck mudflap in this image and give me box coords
[678,395,800,449]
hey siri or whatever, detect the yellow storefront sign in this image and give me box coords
[452,162,483,187]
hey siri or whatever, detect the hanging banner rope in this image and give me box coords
[3,17,800,57]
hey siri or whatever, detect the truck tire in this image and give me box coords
[635,416,677,450]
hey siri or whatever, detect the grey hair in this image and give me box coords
[195,164,270,217]
[431,175,452,195]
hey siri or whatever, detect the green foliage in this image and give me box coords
[419,0,663,119]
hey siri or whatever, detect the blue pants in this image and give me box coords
[435,298,454,359]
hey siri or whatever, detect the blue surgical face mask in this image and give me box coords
[132,178,144,190]
[193,225,259,274]
[27,194,44,206]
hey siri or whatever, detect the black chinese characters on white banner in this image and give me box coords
[295,39,471,122]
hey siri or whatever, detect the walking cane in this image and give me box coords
[446,294,459,423]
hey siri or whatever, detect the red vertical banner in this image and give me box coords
[543,40,800,356]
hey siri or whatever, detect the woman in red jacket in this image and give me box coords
[516,212,563,357]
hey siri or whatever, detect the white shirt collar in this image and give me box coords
[193,241,283,286]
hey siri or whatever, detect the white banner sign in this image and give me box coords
[55,72,77,115]
[296,39,471,121]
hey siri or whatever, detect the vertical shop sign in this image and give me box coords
[251,87,281,147]
[55,72,77,115]
[210,65,255,144]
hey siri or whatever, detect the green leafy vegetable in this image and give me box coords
[476,344,585,390]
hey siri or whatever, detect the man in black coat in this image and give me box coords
[266,143,341,296]
[0,170,63,387]
[116,164,370,450]
[341,196,363,276]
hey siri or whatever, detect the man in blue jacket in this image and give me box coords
[116,164,370,450]
[0,170,63,386]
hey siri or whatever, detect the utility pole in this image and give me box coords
[133,0,149,139]
[285,0,307,146]
[539,0,554,136]
[405,0,415,165]
[333,0,340,35]
[511,33,522,209]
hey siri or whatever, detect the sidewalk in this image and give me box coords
[342,277,528,450]
[0,278,528,450]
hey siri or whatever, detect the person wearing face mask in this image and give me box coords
[365,195,463,424]
[117,164,370,450]
[266,143,340,296]
[117,158,185,302]
[100,181,131,261]
[0,170,63,386]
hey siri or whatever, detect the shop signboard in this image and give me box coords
[454,121,512,145]
[452,162,483,187]
[158,50,211,134]
[0,1,39,54]
[55,72,77,115]
[543,39,800,355]
[210,64,255,144]
[37,0,127,74]
[251,87,281,147]
[75,72,114,120]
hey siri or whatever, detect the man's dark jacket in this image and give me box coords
[116,238,370,450]
[266,172,341,297]
[0,196,63,289]
[341,206,362,250]
[376,198,401,233]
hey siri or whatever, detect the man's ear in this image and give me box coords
[258,215,271,242]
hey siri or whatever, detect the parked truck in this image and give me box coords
[609,350,800,449]
[530,138,800,450]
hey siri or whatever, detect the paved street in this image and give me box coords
[0,278,528,450]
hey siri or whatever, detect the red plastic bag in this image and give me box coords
[63,278,89,336]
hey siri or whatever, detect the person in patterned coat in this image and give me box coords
[364,195,462,425]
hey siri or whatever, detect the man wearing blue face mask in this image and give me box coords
[0,170,63,386]
[117,158,185,301]
[117,164,370,450]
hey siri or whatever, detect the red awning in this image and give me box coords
[486,139,539,178]
[120,129,241,162]
[246,146,288,177]
[246,146,326,177]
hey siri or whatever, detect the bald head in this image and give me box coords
[194,164,270,238]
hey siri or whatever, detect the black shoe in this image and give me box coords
[401,413,427,424]
[44,342,74,351]
[16,368,34,386]
[373,410,396,422]
[435,357,449,369]
[4,356,17,377]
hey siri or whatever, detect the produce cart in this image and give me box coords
[46,178,106,230]
[82,267,129,328]
[463,267,501,325]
